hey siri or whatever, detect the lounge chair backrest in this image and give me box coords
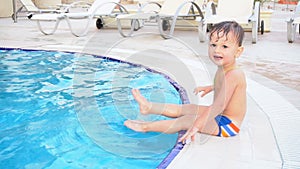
[217,0,254,18]
[19,0,39,12]
[88,0,120,15]
[159,0,193,16]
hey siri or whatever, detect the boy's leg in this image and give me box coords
[124,114,196,134]
[132,89,205,118]
[186,109,220,136]
[199,117,220,136]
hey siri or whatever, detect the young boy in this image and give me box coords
[124,21,247,143]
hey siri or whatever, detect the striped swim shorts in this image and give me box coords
[215,115,240,137]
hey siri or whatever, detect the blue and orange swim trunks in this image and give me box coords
[215,115,240,137]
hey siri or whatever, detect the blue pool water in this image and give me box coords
[0,49,183,169]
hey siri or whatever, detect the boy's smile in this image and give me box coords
[213,54,223,60]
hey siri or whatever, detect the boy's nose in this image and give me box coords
[214,46,221,53]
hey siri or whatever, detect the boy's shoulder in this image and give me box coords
[225,68,246,83]
[227,68,244,75]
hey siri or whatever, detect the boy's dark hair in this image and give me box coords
[209,21,244,46]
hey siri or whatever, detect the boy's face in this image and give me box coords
[208,31,243,68]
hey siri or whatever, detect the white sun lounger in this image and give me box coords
[198,0,263,44]
[13,0,66,22]
[30,0,128,37]
[286,1,300,43]
[116,0,204,39]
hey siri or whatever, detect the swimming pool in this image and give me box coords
[0,49,186,168]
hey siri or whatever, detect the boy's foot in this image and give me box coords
[132,89,151,115]
[124,120,147,132]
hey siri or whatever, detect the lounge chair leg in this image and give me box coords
[251,1,260,44]
[131,19,140,31]
[287,22,296,43]
[37,20,60,35]
[198,21,206,43]
[117,18,135,37]
[158,17,175,39]
[260,20,264,35]
[252,20,258,44]
[66,16,91,37]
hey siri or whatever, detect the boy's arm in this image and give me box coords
[194,85,214,97]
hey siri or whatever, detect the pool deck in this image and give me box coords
[0,3,300,169]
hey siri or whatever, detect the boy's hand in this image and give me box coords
[178,126,199,144]
[193,86,213,97]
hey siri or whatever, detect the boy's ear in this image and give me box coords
[235,46,244,58]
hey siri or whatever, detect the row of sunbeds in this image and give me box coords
[14,0,300,43]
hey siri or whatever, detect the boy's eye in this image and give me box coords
[222,45,228,48]
[210,44,216,47]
